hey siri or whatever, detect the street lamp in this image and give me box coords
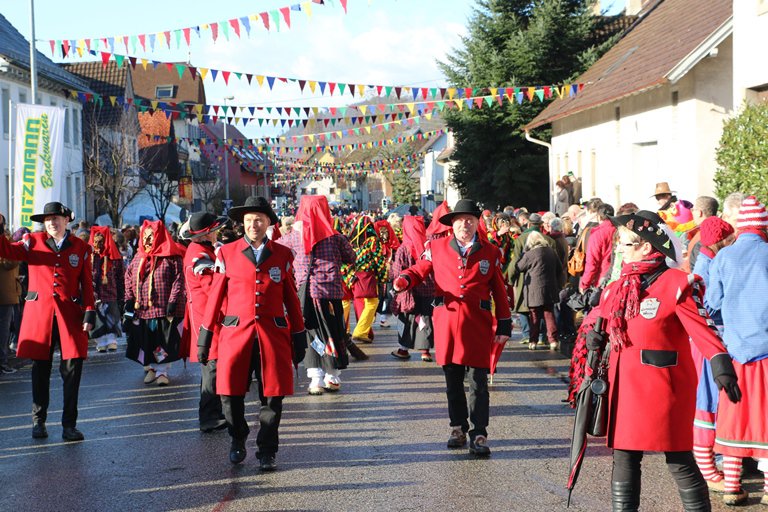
[222,95,234,212]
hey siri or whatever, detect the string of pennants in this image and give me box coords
[151,128,446,155]
[68,85,584,137]
[48,0,344,59]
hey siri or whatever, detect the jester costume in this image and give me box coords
[88,226,124,352]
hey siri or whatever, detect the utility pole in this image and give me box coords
[222,95,234,213]
[29,0,37,104]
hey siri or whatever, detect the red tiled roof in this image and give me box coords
[526,0,731,130]
[131,63,205,105]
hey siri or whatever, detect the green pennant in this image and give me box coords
[484,96,494,107]
[354,128,360,135]
[266,107,272,114]
[130,35,138,54]
[174,30,182,49]
[175,63,185,79]
[293,107,301,116]
[270,10,281,31]
[437,101,445,111]
[114,54,125,68]
[430,88,437,98]
[93,94,103,107]
[385,86,393,97]
[339,107,347,117]
[534,89,545,102]
[258,119,264,127]
[331,119,336,126]
[221,21,230,40]
[234,72,242,80]
[338,83,347,95]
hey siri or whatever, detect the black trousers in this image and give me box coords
[198,359,224,430]
[221,340,283,457]
[443,364,489,440]
[612,449,705,489]
[32,319,84,428]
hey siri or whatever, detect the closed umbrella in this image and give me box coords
[566,317,606,507]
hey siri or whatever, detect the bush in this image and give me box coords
[714,101,768,202]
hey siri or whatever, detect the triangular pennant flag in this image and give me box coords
[318,81,327,94]
[230,18,241,38]
[188,66,197,80]
[328,82,336,95]
[340,0,348,13]
[174,63,186,79]
[211,69,219,82]
[526,87,535,101]
[298,79,306,92]
[270,10,281,31]
[280,7,291,28]
[447,88,456,100]
[183,28,191,46]
[534,89,545,102]
[148,33,156,51]
[221,21,230,41]
[260,11,270,30]
[114,54,125,68]
[240,16,251,36]
[211,22,219,42]
[266,76,276,89]
[222,71,231,85]
[138,34,146,51]
[99,51,110,67]
[199,68,209,80]
[338,83,347,95]
[256,75,265,87]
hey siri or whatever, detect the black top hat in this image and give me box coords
[439,198,482,226]
[610,210,676,260]
[30,202,74,223]
[227,196,279,225]
[179,212,229,240]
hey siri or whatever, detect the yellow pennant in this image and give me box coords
[302,1,312,18]
[151,100,159,110]
[309,80,317,93]
[356,84,365,96]
[359,105,368,115]
[199,68,209,80]
[256,75,265,87]
[406,103,415,114]
[109,96,117,106]
[447,88,457,100]
[141,58,149,70]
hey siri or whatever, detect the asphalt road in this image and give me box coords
[0,325,764,512]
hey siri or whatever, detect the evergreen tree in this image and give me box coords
[392,169,421,206]
[438,0,615,210]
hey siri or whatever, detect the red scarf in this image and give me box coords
[297,195,336,254]
[89,226,121,285]
[606,250,666,350]
[134,220,184,308]
[401,216,427,260]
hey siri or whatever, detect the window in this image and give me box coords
[50,99,56,107]
[310,188,317,195]
[155,85,175,99]
[1,88,9,136]
[72,108,80,147]
[64,107,71,144]
[74,176,82,214]
[18,91,26,104]
[671,91,679,107]
[329,187,336,194]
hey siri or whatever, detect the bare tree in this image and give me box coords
[141,170,178,224]
[82,102,145,226]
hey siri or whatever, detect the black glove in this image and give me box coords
[292,331,307,366]
[166,301,177,316]
[710,353,741,403]
[585,330,605,351]
[197,346,210,365]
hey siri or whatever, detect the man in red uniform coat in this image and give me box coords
[393,199,511,457]
[180,212,228,432]
[198,197,306,470]
[0,202,95,441]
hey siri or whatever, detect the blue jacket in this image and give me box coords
[705,233,768,363]
[693,252,723,325]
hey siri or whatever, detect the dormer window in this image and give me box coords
[155,85,175,99]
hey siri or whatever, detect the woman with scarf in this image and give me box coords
[89,227,124,352]
[124,220,186,386]
[343,216,388,344]
[390,216,435,361]
[374,219,399,328]
[586,210,741,511]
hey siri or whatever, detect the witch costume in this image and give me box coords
[124,220,186,385]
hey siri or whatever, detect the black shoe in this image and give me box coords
[32,423,48,439]
[229,438,247,464]
[259,454,277,471]
[200,419,228,433]
[62,427,84,442]
[447,427,467,448]
[469,435,491,457]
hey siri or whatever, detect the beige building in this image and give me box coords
[527,0,736,210]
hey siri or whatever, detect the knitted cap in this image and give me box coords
[736,196,768,230]
[699,216,734,247]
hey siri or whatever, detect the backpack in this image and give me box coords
[567,228,589,277]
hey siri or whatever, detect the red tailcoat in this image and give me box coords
[597,269,729,451]
[181,241,218,362]
[0,233,95,360]
[400,235,511,368]
[200,238,305,397]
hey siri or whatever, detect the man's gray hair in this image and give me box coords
[694,196,719,217]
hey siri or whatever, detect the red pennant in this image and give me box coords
[85,39,92,52]
[62,40,71,57]
[340,0,348,13]
[328,82,337,95]
[165,62,173,72]
[464,87,473,98]
[188,66,197,80]
[376,85,383,95]
[230,19,241,38]
[138,34,146,51]
[183,27,191,46]
[544,85,552,98]
[280,7,291,28]
[100,51,110,67]
[222,71,231,85]
[164,31,171,48]
[49,40,56,56]
[123,36,129,51]
[211,22,219,42]
[260,12,270,30]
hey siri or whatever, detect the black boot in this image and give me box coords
[229,438,246,464]
[678,483,711,512]
[611,481,640,511]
